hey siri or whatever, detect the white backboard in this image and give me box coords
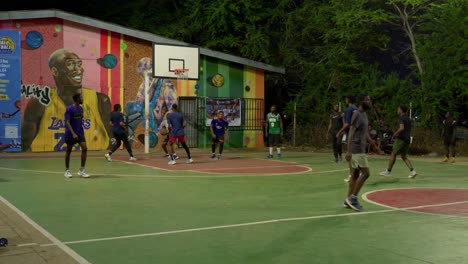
[152,43,200,80]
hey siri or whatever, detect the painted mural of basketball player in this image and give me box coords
[134,57,178,125]
[127,57,178,147]
[155,79,178,125]
[135,57,155,103]
[22,48,112,152]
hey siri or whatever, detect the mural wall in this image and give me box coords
[0,30,22,152]
[0,17,265,152]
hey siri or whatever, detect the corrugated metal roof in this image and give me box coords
[0,9,285,74]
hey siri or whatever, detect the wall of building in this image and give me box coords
[0,17,265,152]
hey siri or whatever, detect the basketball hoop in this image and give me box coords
[174,68,189,80]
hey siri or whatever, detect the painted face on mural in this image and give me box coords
[58,52,84,87]
[50,49,84,89]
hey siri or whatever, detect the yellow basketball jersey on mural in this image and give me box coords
[30,88,110,152]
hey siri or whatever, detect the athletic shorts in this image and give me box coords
[169,135,186,144]
[393,138,410,155]
[268,134,281,146]
[444,136,456,146]
[351,153,369,169]
[212,135,225,144]
[65,136,86,146]
[162,135,170,145]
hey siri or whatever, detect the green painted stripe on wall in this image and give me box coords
[229,63,244,99]
[198,130,210,148]
[204,58,220,98]
[197,56,208,97]
[217,60,230,98]
[228,130,244,148]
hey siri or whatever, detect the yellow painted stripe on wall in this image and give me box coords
[107,31,112,100]
[243,130,264,148]
[187,80,196,96]
[120,35,124,110]
[243,66,257,99]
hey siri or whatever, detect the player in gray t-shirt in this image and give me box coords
[379,105,417,178]
[344,95,380,212]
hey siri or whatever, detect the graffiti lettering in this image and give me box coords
[47,116,92,130]
[21,84,51,106]
[54,132,66,151]
[47,117,65,130]
[83,119,91,129]
[53,132,80,151]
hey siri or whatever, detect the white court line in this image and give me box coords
[36,199,468,247]
[117,159,312,175]
[196,164,305,171]
[17,242,38,247]
[0,166,338,178]
[0,196,91,264]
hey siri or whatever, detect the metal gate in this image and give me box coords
[178,96,265,148]
[178,96,203,148]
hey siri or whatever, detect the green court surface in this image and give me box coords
[0,151,467,264]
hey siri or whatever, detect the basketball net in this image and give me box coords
[174,68,189,81]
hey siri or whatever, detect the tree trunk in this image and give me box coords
[392,3,424,79]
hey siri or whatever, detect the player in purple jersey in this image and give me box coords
[105,104,137,162]
[210,111,229,160]
[64,94,89,178]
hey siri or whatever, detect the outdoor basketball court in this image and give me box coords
[0,151,467,264]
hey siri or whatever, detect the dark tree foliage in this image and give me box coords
[3,0,467,130]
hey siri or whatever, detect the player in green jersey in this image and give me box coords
[265,105,283,158]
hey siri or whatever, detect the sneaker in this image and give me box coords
[105,153,112,161]
[129,156,137,161]
[277,153,282,159]
[168,160,176,165]
[217,155,222,160]
[379,170,392,177]
[78,169,90,178]
[173,154,180,160]
[163,154,170,158]
[442,156,449,162]
[210,153,216,159]
[64,170,72,178]
[449,157,455,163]
[343,201,351,209]
[344,175,351,182]
[345,195,363,212]
[408,170,417,179]
[267,154,273,159]
[186,158,194,164]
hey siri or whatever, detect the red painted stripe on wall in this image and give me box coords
[100,30,108,96]
[110,31,121,105]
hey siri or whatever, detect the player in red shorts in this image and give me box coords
[167,104,193,165]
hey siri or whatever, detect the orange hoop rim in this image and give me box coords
[173,68,189,74]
